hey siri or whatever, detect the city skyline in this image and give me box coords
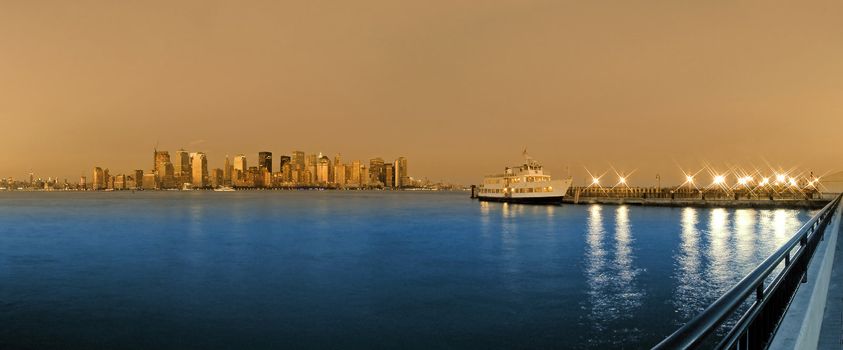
[2,144,832,192]
[2,146,451,191]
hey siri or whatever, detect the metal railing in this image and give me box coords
[653,194,842,350]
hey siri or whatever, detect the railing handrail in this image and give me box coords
[653,194,842,349]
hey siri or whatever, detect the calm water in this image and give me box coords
[0,191,812,349]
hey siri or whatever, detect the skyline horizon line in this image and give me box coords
[3,146,838,189]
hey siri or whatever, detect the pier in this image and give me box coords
[564,186,829,209]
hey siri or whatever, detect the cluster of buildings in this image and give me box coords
[83,149,423,190]
[0,174,71,191]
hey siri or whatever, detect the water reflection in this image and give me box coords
[500,203,520,276]
[613,206,642,311]
[734,209,756,267]
[673,207,808,326]
[479,201,490,237]
[674,207,703,319]
[584,205,643,333]
[585,205,609,329]
[188,201,204,237]
[706,208,730,294]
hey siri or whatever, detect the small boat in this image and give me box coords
[476,152,572,204]
[214,186,236,192]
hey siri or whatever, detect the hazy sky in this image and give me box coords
[1,0,841,185]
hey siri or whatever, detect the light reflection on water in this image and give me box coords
[577,203,809,345]
[671,207,807,326]
[584,205,643,337]
[675,207,703,319]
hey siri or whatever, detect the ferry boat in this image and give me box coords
[476,153,573,204]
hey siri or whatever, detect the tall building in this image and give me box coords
[134,170,144,189]
[305,154,318,185]
[191,152,208,188]
[174,149,191,179]
[350,160,361,186]
[154,150,175,188]
[114,175,126,190]
[79,176,87,190]
[279,156,291,179]
[278,156,291,183]
[223,155,232,184]
[234,154,247,180]
[395,157,408,188]
[103,168,111,189]
[234,154,247,172]
[262,169,272,188]
[317,156,330,184]
[92,167,104,190]
[385,164,394,188]
[291,151,305,169]
[142,173,157,190]
[246,166,261,187]
[334,163,346,186]
[369,158,385,185]
[210,168,224,188]
[258,151,273,173]
[361,166,369,187]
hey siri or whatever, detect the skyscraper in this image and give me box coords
[306,154,318,185]
[369,158,385,185]
[258,151,272,173]
[223,155,232,184]
[103,168,110,189]
[210,168,224,188]
[291,151,305,169]
[395,157,408,188]
[334,163,346,185]
[134,170,144,189]
[317,156,330,184]
[154,150,175,188]
[114,175,126,190]
[361,166,369,187]
[92,167,103,190]
[279,156,291,183]
[350,160,361,186]
[385,164,394,188]
[174,149,191,180]
[142,173,157,190]
[234,154,247,180]
[191,152,208,188]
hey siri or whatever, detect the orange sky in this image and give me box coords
[1,0,841,185]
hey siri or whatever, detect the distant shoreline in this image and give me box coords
[0,188,469,193]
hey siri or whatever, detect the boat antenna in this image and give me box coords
[522,147,536,166]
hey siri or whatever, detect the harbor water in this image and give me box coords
[0,191,814,349]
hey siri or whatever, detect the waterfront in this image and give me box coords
[0,191,813,349]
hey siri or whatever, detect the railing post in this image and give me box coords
[756,284,764,301]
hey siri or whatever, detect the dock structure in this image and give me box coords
[563,186,829,208]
